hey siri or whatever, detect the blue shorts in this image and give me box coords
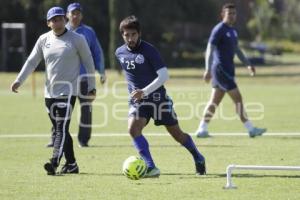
[128,95,178,126]
[211,66,237,91]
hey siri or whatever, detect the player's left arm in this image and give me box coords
[131,67,169,101]
[90,29,106,84]
[235,46,255,76]
[76,35,96,100]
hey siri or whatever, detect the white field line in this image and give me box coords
[0,132,300,138]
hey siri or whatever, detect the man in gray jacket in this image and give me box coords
[10,6,96,175]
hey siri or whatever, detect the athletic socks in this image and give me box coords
[197,120,208,132]
[133,135,155,169]
[182,134,205,162]
[244,120,254,132]
[133,134,205,169]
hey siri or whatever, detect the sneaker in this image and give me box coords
[195,130,210,138]
[195,160,206,175]
[44,162,57,175]
[249,127,267,138]
[78,142,89,148]
[144,167,160,178]
[60,162,79,174]
[46,141,54,148]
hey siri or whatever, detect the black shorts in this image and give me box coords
[128,95,178,126]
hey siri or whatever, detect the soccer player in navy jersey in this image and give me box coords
[115,15,206,177]
[195,3,267,138]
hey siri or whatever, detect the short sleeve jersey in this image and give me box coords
[208,22,238,77]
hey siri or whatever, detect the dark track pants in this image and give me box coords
[45,96,76,167]
[78,80,92,144]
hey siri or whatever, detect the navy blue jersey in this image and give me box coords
[209,22,238,78]
[115,40,166,97]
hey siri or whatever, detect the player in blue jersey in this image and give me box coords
[195,3,267,138]
[115,15,206,177]
[46,2,106,148]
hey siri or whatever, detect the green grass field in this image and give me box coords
[0,66,300,200]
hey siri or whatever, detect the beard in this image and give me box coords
[127,38,141,50]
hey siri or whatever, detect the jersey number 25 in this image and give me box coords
[126,60,135,70]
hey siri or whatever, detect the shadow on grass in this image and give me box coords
[79,172,222,179]
[167,173,300,180]
[77,172,300,180]
[83,144,237,148]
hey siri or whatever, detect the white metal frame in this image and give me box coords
[224,164,300,189]
[1,22,26,71]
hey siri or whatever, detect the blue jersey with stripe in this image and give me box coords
[66,23,105,75]
[115,40,166,96]
[209,22,238,77]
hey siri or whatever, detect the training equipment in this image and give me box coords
[224,164,300,189]
[122,156,148,180]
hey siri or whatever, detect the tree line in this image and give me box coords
[1,0,299,71]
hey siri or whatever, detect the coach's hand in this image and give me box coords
[87,89,97,102]
[100,74,106,84]
[131,89,144,102]
[203,70,211,83]
[11,81,21,93]
[248,66,256,76]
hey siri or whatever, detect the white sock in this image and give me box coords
[198,120,208,132]
[244,121,254,132]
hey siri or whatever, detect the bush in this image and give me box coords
[266,40,300,53]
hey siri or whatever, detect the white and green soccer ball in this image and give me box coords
[122,156,147,180]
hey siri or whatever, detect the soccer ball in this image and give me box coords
[122,156,148,180]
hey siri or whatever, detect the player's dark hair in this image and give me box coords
[119,15,141,34]
[221,3,236,18]
[222,3,236,11]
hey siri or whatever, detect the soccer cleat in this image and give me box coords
[78,142,89,148]
[144,167,160,178]
[195,130,210,138]
[60,162,79,174]
[195,160,206,175]
[249,127,267,138]
[44,162,57,175]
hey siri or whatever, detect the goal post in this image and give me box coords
[1,22,36,97]
[1,23,27,71]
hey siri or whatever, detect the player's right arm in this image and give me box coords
[204,24,222,83]
[11,37,43,93]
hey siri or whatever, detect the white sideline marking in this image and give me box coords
[0,132,300,138]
